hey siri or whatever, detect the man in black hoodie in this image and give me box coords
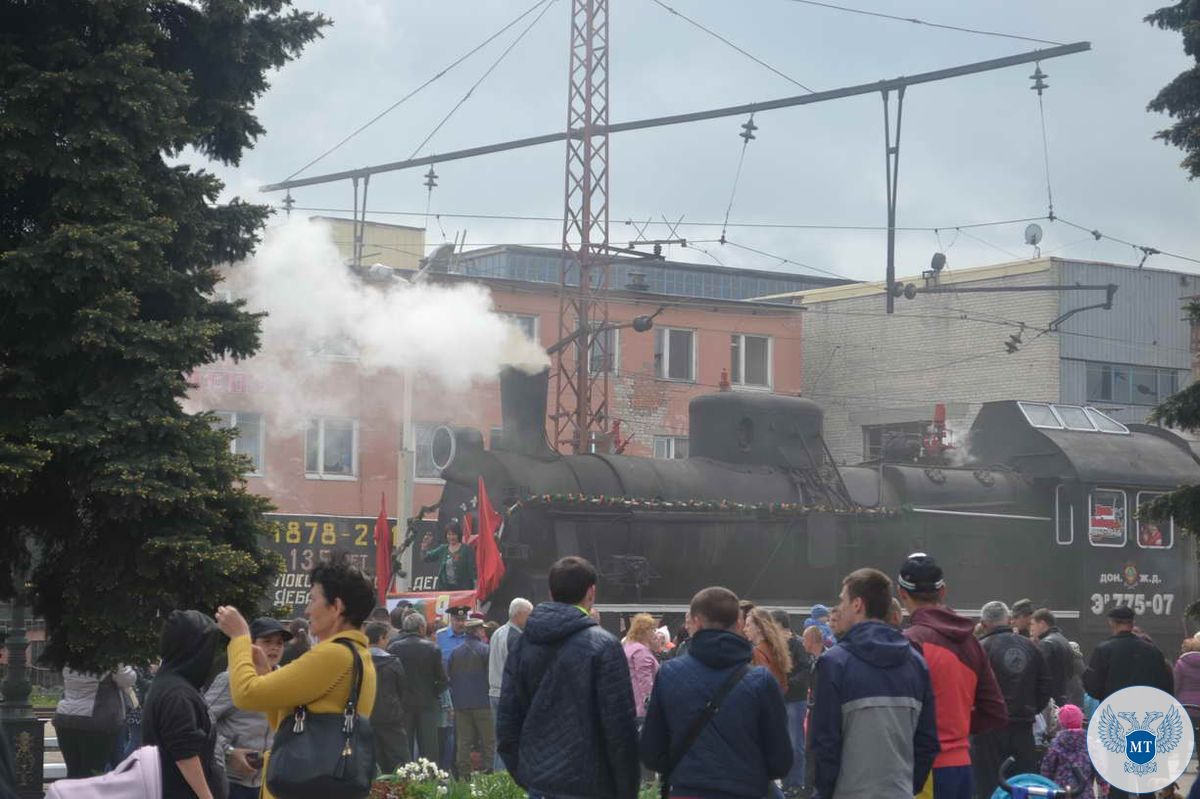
[497,556,639,799]
[142,609,225,799]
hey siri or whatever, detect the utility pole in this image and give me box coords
[553,0,611,453]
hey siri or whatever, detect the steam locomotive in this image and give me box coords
[426,368,1199,653]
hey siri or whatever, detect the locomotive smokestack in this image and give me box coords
[499,367,555,458]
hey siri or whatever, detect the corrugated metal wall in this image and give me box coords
[1056,260,1197,423]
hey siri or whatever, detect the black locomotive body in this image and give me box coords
[429,368,1198,654]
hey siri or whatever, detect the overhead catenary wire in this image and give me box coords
[288,206,1049,234]
[720,116,757,243]
[1030,64,1055,219]
[720,239,851,280]
[1053,217,1200,268]
[785,0,1066,47]
[281,0,558,182]
[406,0,559,162]
[648,0,814,92]
[287,204,1200,270]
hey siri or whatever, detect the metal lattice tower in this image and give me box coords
[553,0,611,453]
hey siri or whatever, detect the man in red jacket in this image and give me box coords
[898,553,1008,799]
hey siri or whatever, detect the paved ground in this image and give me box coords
[36,724,1200,796]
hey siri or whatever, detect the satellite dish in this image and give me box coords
[1024,223,1044,247]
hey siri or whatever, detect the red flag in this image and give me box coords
[474,477,506,599]
[374,493,391,605]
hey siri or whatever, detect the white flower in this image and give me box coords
[436,787,448,796]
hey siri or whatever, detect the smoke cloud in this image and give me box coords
[214,217,548,430]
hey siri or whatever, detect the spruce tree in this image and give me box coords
[0,1,327,670]
[1146,0,1200,178]
[1146,301,1200,538]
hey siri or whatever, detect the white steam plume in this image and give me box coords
[239,217,547,378]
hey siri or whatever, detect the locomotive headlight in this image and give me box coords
[431,425,457,471]
[429,425,485,476]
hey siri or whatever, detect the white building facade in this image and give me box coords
[774,258,1198,464]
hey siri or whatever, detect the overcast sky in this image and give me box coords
[205,0,1200,283]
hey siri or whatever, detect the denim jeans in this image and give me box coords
[784,700,807,790]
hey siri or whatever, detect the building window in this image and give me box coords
[305,417,357,479]
[653,435,689,459]
[414,422,443,481]
[1088,489,1126,547]
[1086,361,1180,406]
[1135,492,1173,549]
[589,327,618,375]
[654,328,695,381]
[862,421,930,461]
[310,334,360,361]
[731,334,771,388]
[509,314,538,342]
[212,411,264,475]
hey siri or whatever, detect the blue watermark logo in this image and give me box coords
[1087,686,1193,793]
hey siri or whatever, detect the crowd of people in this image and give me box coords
[21,548,1200,799]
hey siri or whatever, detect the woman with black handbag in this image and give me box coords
[215,556,378,799]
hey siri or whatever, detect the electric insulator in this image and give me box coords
[739,116,758,143]
[1029,66,1049,97]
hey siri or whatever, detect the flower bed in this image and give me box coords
[370,760,527,799]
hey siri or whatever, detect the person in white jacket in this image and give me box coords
[53,665,137,777]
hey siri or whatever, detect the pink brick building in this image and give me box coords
[189,246,820,521]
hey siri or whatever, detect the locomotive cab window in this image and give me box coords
[1088,489,1126,547]
[1054,484,1074,545]
[1135,492,1174,549]
[1017,402,1062,429]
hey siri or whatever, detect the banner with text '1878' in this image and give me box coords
[263,513,390,612]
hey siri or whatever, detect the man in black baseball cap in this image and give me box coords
[1082,604,1172,703]
[1082,605,1174,799]
[897,553,1007,799]
[249,617,293,643]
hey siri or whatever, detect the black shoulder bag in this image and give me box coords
[660,663,750,799]
[267,639,376,799]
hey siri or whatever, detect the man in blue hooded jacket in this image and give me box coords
[497,556,639,799]
[640,586,792,799]
[811,568,939,799]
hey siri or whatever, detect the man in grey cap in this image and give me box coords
[1082,605,1173,702]
[448,618,492,777]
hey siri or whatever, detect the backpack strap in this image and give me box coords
[661,663,750,799]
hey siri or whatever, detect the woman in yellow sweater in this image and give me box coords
[215,557,378,799]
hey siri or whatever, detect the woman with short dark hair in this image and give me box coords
[215,556,378,799]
